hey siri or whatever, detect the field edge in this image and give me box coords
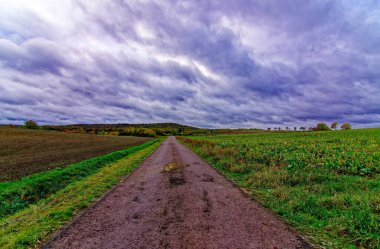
[177,135,380,249]
[0,138,164,249]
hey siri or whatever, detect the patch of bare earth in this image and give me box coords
[44,136,312,249]
[0,127,151,181]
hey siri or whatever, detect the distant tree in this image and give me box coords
[331,122,338,130]
[316,123,331,131]
[278,127,281,131]
[79,127,86,134]
[285,127,290,131]
[300,127,306,131]
[273,128,277,131]
[267,128,271,131]
[118,127,156,137]
[24,120,39,129]
[340,122,352,130]
[294,127,297,131]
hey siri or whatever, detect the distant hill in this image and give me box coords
[42,122,206,137]
[9,122,264,137]
[69,122,199,130]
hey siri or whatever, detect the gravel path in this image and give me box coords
[44,136,312,249]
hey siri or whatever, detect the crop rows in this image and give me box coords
[180,128,380,248]
[184,129,380,176]
[0,127,151,181]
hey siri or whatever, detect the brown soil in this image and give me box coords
[0,127,151,181]
[44,136,312,249]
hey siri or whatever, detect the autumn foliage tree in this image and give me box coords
[331,122,338,130]
[340,123,352,130]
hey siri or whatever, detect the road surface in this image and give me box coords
[44,136,312,249]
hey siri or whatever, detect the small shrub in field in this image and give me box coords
[24,120,39,129]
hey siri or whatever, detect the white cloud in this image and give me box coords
[135,22,156,40]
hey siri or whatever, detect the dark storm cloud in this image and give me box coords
[0,0,380,127]
[0,38,68,75]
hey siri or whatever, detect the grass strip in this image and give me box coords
[0,139,162,248]
[179,137,380,249]
[0,139,157,219]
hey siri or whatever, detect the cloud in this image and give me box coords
[0,38,68,75]
[0,0,379,128]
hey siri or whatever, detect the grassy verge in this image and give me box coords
[0,138,162,248]
[0,140,157,219]
[179,136,380,249]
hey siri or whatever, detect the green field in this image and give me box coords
[179,129,380,249]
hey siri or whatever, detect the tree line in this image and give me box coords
[268,122,352,131]
[20,120,353,136]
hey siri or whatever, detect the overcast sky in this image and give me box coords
[0,0,379,128]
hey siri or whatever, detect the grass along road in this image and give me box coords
[0,140,158,220]
[179,129,380,249]
[0,139,162,248]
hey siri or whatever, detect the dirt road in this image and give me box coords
[44,137,312,249]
